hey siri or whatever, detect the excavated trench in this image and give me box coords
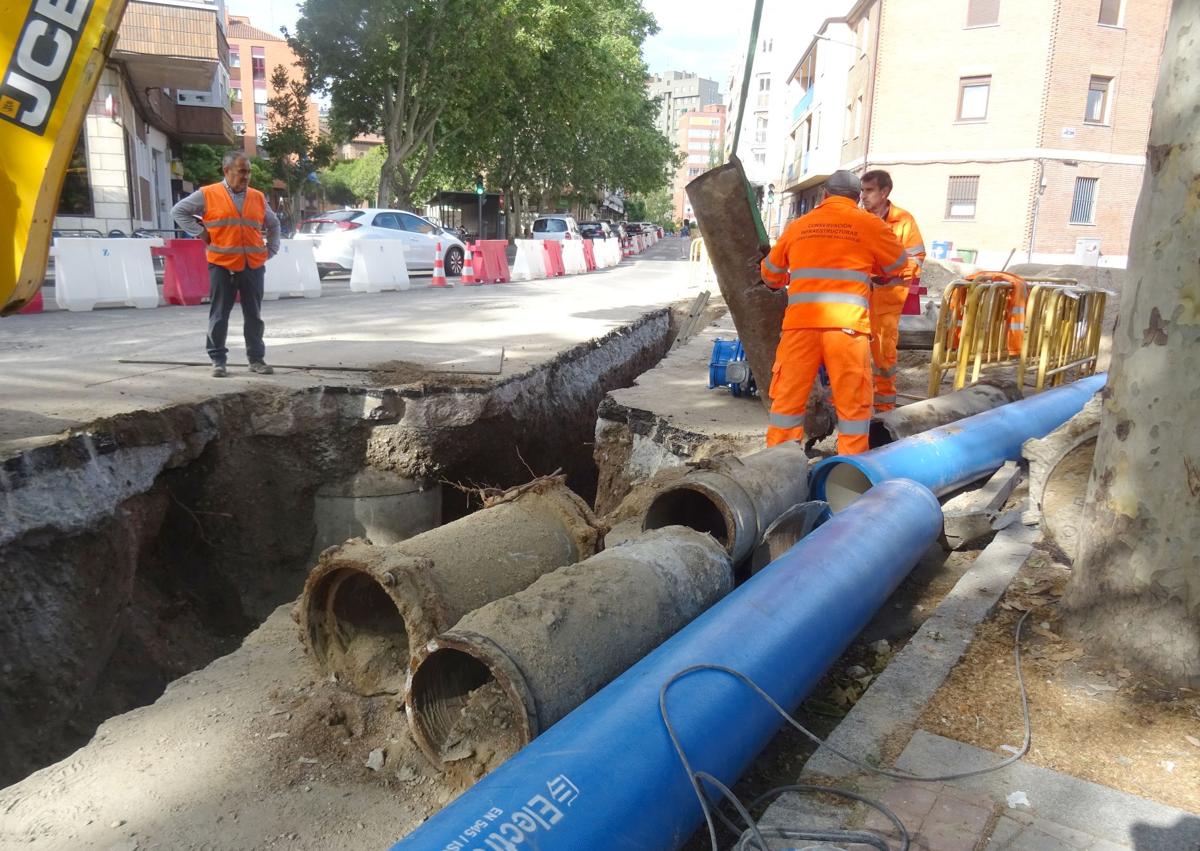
[0,309,673,789]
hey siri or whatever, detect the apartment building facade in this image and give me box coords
[726,0,852,237]
[780,18,855,223]
[674,104,727,221]
[54,0,234,236]
[846,0,1169,267]
[227,15,319,156]
[647,72,721,141]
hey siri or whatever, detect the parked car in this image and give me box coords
[531,214,582,241]
[578,221,614,241]
[623,221,644,236]
[293,208,466,278]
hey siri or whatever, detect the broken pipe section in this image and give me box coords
[686,160,786,412]
[870,379,1023,448]
[300,480,602,696]
[641,442,810,565]
[405,528,733,769]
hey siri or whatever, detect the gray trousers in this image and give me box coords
[206,263,265,364]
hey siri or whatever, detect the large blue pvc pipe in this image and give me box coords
[811,374,1106,511]
[391,478,942,851]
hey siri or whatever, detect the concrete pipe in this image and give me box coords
[641,442,809,564]
[869,379,1023,448]
[391,480,942,851]
[686,160,786,412]
[405,528,733,771]
[301,481,602,696]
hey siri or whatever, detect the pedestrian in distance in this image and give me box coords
[759,170,907,455]
[860,169,926,412]
[172,151,280,378]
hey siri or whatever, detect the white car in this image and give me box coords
[531,214,582,241]
[294,209,466,278]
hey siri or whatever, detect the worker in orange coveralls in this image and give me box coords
[860,169,925,412]
[760,170,907,455]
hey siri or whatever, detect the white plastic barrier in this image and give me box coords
[350,239,410,293]
[562,239,588,275]
[601,238,620,268]
[53,238,161,312]
[264,239,322,299]
[511,239,547,281]
[593,238,611,269]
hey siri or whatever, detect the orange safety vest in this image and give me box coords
[761,195,907,335]
[966,270,1027,355]
[883,202,925,286]
[201,183,268,271]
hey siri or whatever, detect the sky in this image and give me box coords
[225,0,746,93]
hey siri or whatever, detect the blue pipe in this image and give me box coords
[390,479,942,851]
[811,374,1106,512]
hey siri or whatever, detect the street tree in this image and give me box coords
[260,64,333,221]
[1063,0,1199,686]
[463,0,675,239]
[318,146,387,207]
[181,144,273,190]
[289,0,513,210]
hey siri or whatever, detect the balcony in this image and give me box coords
[792,87,814,123]
[140,85,235,145]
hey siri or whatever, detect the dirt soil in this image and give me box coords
[437,680,521,778]
[920,545,1200,815]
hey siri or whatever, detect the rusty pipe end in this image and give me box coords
[405,631,537,772]
[300,543,433,697]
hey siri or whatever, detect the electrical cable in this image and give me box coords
[659,610,1033,850]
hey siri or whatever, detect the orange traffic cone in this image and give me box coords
[431,241,450,288]
[462,244,479,286]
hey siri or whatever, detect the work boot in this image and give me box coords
[248,361,274,375]
[211,363,228,378]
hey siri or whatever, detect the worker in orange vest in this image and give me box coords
[172,151,280,377]
[860,169,925,411]
[761,171,908,455]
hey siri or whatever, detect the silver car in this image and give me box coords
[294,208,466,278]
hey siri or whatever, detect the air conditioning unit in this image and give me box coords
[1075,237,1101,267]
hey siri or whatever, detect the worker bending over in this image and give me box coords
[860,169,925,411]
[760,170,907,455]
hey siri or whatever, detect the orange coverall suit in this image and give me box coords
[870,202,925,411]
[761,195,907,455]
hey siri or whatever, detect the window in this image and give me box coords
[966,0,1000,27]
[946,175,979,219]
[232,120,246,136]
[755,116,768,144]
[57,131,92,216]
[1098,0,1122,26]
[229,47,240,68]
[400,213,436,234]
[251,47,266,81]
[1070,177,1098,224]
[373,212,402,230]
[854,94,863,138]
[1085,76,1112,123]
[230,87,242,107]
[844,101,853,142]
[759,77,771,91]
[957,76,990,120]
[753,152,766,166]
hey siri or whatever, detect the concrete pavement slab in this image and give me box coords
[0,242,699,458]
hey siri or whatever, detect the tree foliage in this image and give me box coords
[319,146,387,207]
[260,64,334,218]
[181,144,274,191]
[290,0,676,228]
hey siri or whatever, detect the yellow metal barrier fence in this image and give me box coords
[928,273,1106,397]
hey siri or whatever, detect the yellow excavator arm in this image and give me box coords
[1,0,128,315]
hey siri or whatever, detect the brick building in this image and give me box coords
[675,104,727,222]
[840,0,1170,267]
[226,15,319,156]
